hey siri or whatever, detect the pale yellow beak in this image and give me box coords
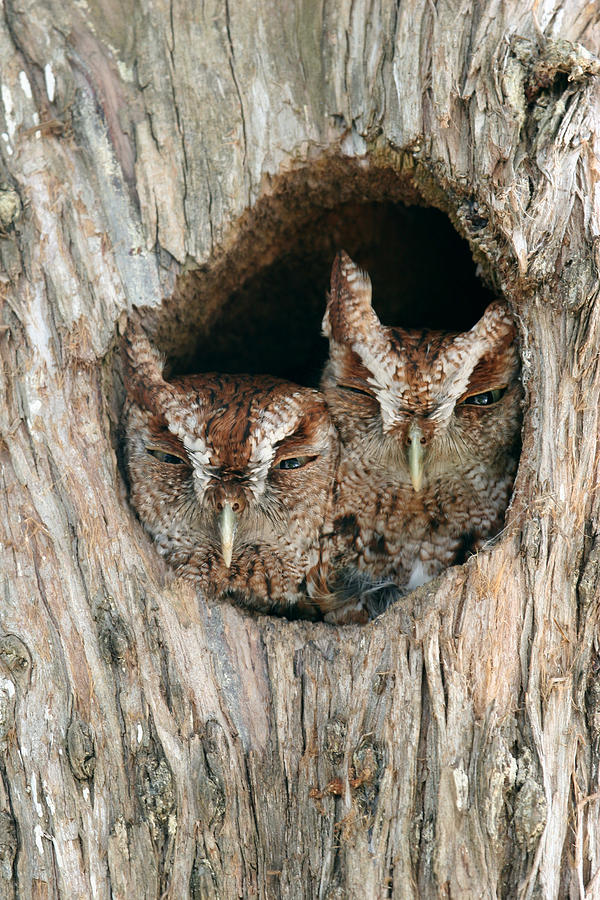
[218,502,237,568]
[408,422,424,493]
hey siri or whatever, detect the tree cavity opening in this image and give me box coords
[126,156,521,621]
[153,158,496,386]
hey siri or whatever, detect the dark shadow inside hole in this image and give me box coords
[179,202,495,386]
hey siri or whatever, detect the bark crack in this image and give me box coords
[168,0,189,224]
[223,0,248,170]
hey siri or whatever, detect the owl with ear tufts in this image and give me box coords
[320,251,523,599]
[122,324,341,617]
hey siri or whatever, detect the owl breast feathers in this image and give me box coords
[123,326,340,616]
[320,250,522,593]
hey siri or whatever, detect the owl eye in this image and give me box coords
[461,387,507,406]
[146,447,187,464]
[274,455,315,470]
[338,383,375,399]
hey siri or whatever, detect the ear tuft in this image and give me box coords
[466,301,517,357]
[476,300,516,338]
[122,319,175,414]
[338,247,369,278]
[331,250,373,309]
[321,291,333,338]
[323,250,376,345]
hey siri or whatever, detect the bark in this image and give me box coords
[0,1,599,898]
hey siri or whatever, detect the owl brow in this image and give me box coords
[463,352,517,396]
[274,417,309,443]
[147,421,188,457]
[272,442,320,466]
[274,408,328,451]
[337,377,376,396]
[148,413,170,433]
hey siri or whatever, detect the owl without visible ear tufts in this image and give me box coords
[123,325,340,616]
[321,251,523,598]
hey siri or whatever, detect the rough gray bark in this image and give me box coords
[0,1,599,898]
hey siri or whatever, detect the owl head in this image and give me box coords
[123,325,339,612]
[321,251,522,492]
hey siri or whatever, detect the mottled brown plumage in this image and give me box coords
[123,325,339,616]
[321,251,522,602]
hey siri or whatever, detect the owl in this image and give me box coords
[122,324,340,617]
[320,250,522,598]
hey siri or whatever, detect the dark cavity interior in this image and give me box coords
[157,161,496,387]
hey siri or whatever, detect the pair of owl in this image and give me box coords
[124,251,522,623]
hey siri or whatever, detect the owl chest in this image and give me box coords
[333,458,509,581]
[151,508,322,608]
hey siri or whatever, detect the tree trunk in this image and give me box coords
[0,1,599,897]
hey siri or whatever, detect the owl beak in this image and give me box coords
[408,422,425,493]
[218,502,237,568]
